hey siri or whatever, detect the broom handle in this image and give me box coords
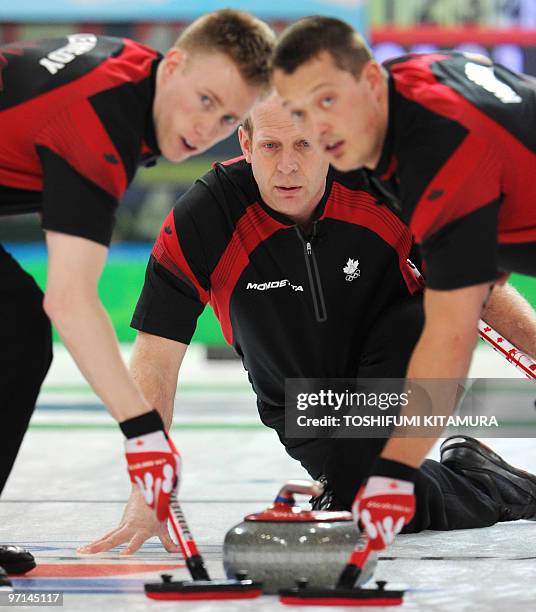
[478,320,536,379]
[168,492,210,581]
[406,259,535,379]
[335,537,373,588]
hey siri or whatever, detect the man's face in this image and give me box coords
[239,97,329,224]
[273,51,387,171]
[153,49,262,162]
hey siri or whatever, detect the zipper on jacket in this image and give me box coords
[296,224,327,323]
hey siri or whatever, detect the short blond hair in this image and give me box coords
[176,9,275,89]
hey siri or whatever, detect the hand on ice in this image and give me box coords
[77,485,180,555]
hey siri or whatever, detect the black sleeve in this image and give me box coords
[37,146,117,246]
[131,255,206,344]
[131,181,215,344]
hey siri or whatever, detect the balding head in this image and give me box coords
[241,93,293,140]
[238,94,329,225]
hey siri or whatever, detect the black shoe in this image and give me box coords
[0,566,12,591]
[309,475,346,511]
[440,435,536,521]
[0,546,36,574]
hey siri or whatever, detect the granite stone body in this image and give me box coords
[223,502,376,593]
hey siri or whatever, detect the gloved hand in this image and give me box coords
[121,410,181,522]
[352,458,417,550]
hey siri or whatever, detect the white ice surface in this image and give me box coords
[1,344,535,611]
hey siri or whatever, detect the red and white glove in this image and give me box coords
[352,460,417,551]
[121,410,181,522]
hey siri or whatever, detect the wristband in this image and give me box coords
[120,409,165,439]
[369,457,419,483]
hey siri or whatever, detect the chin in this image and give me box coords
[330,153,363,172]
[162,148,187,163]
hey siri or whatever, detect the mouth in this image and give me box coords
[324,140,345,156]
[180,136,198,153]
[275,186,302,195]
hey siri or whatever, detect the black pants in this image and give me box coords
[0,244,53,494]
[260,295,502,532]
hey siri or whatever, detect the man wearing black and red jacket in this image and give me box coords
[273,16,536,553]
[80,96,536,557]
[0,11,275,581]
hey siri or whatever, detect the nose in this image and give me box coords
[276,149,299,174]
[193,118,204,138]
[306,111,330,140]
[316,118,332,139]
[193,116,221,143]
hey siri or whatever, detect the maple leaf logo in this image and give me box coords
[343,258,359,275]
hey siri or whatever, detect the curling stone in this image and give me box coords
[223,480,377,594]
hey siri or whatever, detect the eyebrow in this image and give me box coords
[311,82,334,92]
[257,136,282,144]
[281,82,334,108]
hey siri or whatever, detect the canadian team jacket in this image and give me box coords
[0,34,160,245]
[376,51,536,289]
[132,158,423,407]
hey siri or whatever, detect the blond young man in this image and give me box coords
[0,10,274,580]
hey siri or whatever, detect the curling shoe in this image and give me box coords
[309,475,346,511]
[0,546,35,574]
[440,435,536,521]
[0,566,12,591]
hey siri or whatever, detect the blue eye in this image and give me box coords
[200,94,212,108]
[320,96,334,108]
[222,115,237,126]
[263,142,276,150]
[291,110,305,121]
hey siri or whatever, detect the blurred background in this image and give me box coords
[1,0,535,349]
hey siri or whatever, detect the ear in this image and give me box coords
[238,126,253,164]
[161,47,187,82]
[362,61,384,96]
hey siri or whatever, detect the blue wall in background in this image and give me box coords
[0,0,367,31]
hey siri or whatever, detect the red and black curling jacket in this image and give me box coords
[0,34,161,245]
[132,158,422,406]
[374,51,536,289]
